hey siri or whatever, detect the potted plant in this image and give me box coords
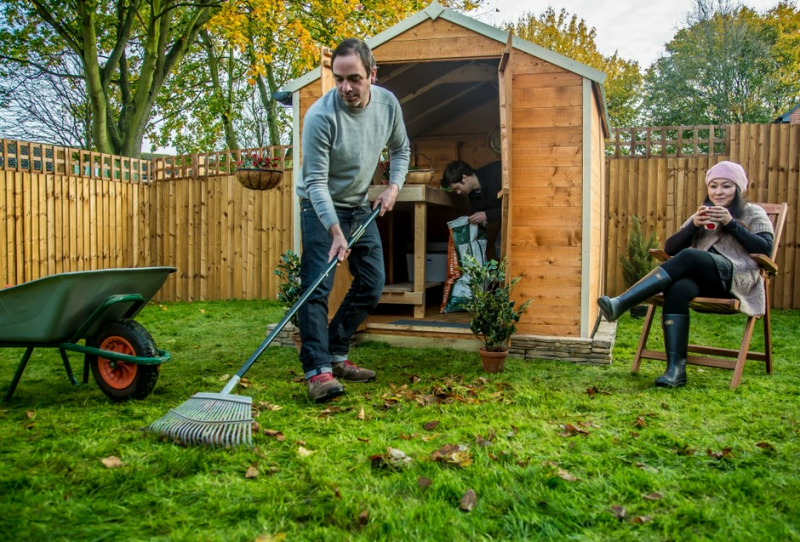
[458,256,532,373]
[274,249,302,351]
[619,215,659,318]
[235,152,283,191]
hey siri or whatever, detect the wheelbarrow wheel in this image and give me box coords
[87,319,160,402]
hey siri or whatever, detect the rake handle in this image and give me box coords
[220,204,382,395]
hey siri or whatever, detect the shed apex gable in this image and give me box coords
[280,0,607,93]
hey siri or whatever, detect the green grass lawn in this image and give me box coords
[1,299,798,541]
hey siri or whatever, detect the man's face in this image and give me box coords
[450,175,474,195]
[332,54,376,109]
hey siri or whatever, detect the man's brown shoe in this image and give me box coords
[307,373,344,403]
[332,360,376,383]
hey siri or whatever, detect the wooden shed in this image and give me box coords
[280,1,614,362]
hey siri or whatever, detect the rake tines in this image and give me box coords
[147,392,253,447]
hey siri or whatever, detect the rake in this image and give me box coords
[147,205,382,447]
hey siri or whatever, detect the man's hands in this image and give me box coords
[373,183,399,216]
[328,224,350,263]
[468,211,488,225]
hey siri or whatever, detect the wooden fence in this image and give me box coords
[605,123,800,310]
[0,140,294,302]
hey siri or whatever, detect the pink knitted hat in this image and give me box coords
[705,161,748,193]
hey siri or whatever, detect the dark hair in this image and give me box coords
[703,188,747,218]
[440,160,475,188]
[331,38,376,75]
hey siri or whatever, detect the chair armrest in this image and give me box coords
[750,254,778,276]
[649,249,670,262]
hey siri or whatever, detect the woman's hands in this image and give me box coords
[693,205,733,230]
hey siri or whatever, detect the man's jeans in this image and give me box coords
[298,200,384,377]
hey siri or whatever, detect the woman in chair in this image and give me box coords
[597,161,775,388]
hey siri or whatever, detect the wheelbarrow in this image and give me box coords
[0,267,176,402]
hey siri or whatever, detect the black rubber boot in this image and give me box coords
[655,314,689,388]
[597,267,672,322]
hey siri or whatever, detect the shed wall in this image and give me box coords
[509,54,584,337]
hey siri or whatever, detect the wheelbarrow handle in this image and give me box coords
[221,204,382,395]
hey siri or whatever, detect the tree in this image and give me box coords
[0,0,221,158]
[506,7,643,127]
[641,0,799,126]
[0,53,92,148]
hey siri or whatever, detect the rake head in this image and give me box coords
[146,392,253,447]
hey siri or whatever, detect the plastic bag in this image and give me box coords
[440,216,487,313]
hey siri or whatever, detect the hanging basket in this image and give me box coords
[235,168,283,191]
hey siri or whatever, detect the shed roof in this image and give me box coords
[281,1,607,93]
[773,103,800,123]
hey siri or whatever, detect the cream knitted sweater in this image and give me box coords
[681,203,774,316]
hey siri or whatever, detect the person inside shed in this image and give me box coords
[440,159,502,260]
[596,161,774,388]
[296,38,410,404]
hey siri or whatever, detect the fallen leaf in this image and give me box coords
[318,409,332,418]
[756,442,776,452]
[675,444,695,456]
[634,462,659,473]
[630,431,640,438]
[543,461,578,481]
[219,374,231,381]
[706,447,733,460]
[586,386,611,398]
[633,416,647,428]
[26,410,35,419]
[420,434,438,442]
[558,423,590,437]
[399,433,418,440]
[357,437,370,443]
[460,489,478,512]
[408,374,420,383]
[333,486,342,499]
[263,429,285,442]
[297,446,313,457]
[358,509,369,528]
[245,465,259,479]
[631,515,653,524]
[370,447,412,469]
[430,444,472,467]
[254,533,286,542]
[423,420,440,431]
[357,408,365,420]
[199,309,206,314]
[257,402,282,411]
[696,367,708,373]
[295,440,306,446]
[418,477,432,488]
[101,456,123,469]
[251,421,261,433]
[642,492,663,501]
[611,505,627,521]
[476,434,493,446]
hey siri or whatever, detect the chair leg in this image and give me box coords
[631,304,657,374]
[763,307,773,375]
[730,316,757,389]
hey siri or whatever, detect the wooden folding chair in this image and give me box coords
[631,202,788,389]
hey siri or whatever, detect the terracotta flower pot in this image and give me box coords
[291,331,302,353]
[479,348,508,373]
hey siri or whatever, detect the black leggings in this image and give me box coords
[659,248,731,314]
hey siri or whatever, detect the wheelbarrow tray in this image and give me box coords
[0,267,176,344]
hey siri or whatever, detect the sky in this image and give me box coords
[474,0,785,68]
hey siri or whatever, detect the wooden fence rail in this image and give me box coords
[605,123,800,310]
